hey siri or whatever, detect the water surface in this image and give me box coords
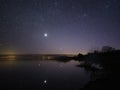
[0,59,90,90]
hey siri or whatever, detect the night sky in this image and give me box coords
[0,0,120,54]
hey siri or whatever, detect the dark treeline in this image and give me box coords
[75,46,120,90]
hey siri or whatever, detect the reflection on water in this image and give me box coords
[42,56,54,60]
[0,57,89,90]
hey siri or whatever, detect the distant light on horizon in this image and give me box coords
[0,50,16,55]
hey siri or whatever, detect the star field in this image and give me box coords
[0,0,120,54]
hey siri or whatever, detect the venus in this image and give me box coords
[44,33,48,37]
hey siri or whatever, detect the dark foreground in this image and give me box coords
[0,49,120,90]
[78,50,120,90]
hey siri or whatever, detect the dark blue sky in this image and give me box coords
[0,0,120,54]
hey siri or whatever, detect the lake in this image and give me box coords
[0,57,90,90]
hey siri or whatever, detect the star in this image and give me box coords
[105,4,110,8]
[83,13,87,17]
[44,80,47,84]
[72,5,75,9]
[54,1,58,7]
[44,33,48,37]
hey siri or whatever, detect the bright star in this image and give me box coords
[44,80,47,84]
[44,33,48,37]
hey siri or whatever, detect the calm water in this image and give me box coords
[0,59,90,90]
